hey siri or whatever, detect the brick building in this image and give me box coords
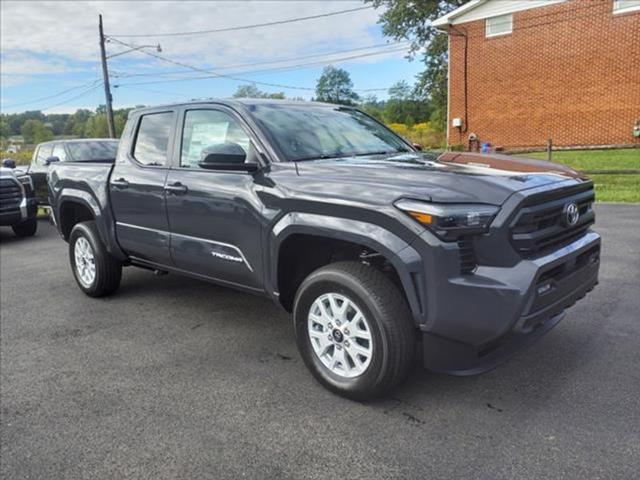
[433,0,640,150]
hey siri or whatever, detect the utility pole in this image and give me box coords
[99,14,116,138]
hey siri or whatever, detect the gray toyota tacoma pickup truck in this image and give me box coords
[48,100,600,399]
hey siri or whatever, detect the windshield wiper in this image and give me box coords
[352,149,409,157]
[293,153,347,162]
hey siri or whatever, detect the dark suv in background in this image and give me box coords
[28,139,119,204]
[0,160,38,237]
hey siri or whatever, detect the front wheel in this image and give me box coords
[12,217,37,237]
[69,221,122,297]
[293,261,415,400]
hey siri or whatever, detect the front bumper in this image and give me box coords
[0,195,38,226]
[420,231,600,375]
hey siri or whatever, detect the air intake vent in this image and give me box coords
[458,237,477,274]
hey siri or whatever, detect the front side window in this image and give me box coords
[613,0,640,13]
[133,112,173,166]
[486,13,513,37]
[249,105,410,162]
[35,144,53,165]
[52,144,67,162]
[180,109,254,168]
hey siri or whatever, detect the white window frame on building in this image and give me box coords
[485,13,513,38]
[613,0,640,14]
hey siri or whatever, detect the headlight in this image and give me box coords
[395,199,499,241]
[17,175,33,190]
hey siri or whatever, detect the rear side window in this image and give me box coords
[67,141,118,161]
[35,144,53,165]
[133,112,173,166]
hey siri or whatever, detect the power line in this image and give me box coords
[110,41,408,79]
[40,84,103,112]
[109,37,317,91]
[1,79,102,109]
[116,84,191,98]
[234,46,410,76]
[112,45,409,88]
[107,6,374,38]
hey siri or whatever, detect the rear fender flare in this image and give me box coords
[56,188,126,261]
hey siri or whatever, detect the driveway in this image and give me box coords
[1,204,639,479]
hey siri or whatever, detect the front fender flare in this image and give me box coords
[268,212,426,325]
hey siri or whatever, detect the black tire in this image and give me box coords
[11,217,37,237]
[293,261,415,400]
[69,221,122,297]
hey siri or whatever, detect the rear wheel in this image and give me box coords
[12,217,37,237]
[69,221,122,297]
[293,261,415,400]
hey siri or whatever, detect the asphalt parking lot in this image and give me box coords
[1,204,639,479]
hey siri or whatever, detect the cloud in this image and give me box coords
[1,1,384,79]
[1,52,88,75]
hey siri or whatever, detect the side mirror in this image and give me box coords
[2,158,16,169]
[45,156,60,166]
[198,142,258,172]
[412,143,423,151]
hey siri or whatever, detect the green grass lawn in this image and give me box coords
[521,148,639,171]
[588,174,640,203]
[517,148,640,203]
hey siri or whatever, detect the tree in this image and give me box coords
[365,0,465,131]
[359,95,384,121]
[388,80,412,101]
[233,84,285,99]
[0,118,10,140]
[314,66,359,105]
[21,119,53,144]
[382,81,431,124]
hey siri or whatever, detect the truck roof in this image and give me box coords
[37,138,119,146]
[130,98,349,115]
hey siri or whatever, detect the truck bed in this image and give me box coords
[48,161,114,209]
[47,162,124,260]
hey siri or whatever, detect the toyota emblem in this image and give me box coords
[565,203,580,226]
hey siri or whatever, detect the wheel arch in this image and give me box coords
[268,213,426,326]
[55,188,127,261]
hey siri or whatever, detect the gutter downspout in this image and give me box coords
[448,24,469,144]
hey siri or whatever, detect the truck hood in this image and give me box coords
[0,167,27,178]
[291,151,587,205]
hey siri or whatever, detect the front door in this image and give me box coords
[28,143,53,204]
[110,110,175,265]
[165,107,264,290]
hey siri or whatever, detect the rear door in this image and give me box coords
[110,110,176,265]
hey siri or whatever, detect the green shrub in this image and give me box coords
[6,149,34,166]
[387,122,446,149]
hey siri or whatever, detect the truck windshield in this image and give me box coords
[248,104,411,162]
[67,141,119,162]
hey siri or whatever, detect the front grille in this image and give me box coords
[0,178,23,215]
[458,237,477,274]
[510,183,595,258]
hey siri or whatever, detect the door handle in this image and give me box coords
[111,178,129,189]
[164,182,188,195]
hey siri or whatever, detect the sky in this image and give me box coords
[0,0,426,114]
